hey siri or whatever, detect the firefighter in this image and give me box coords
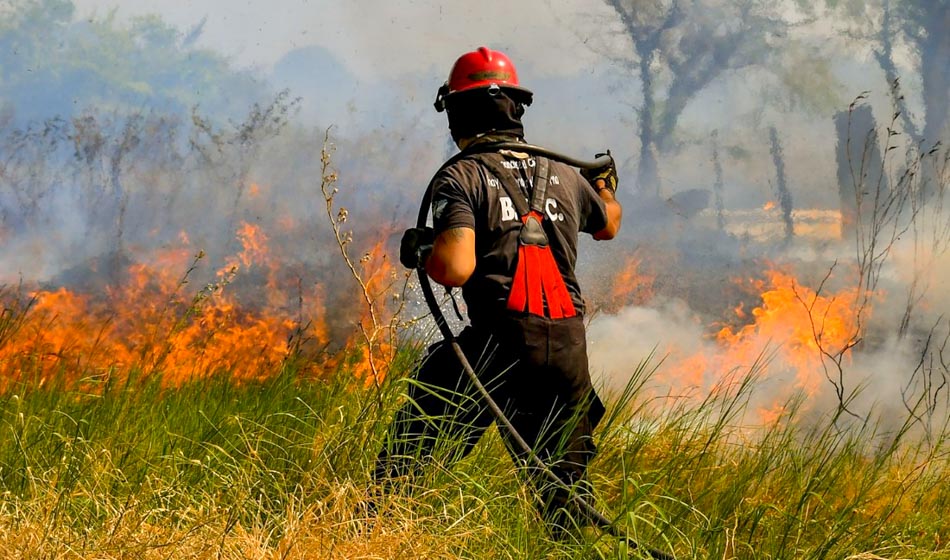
[374,46,623,536]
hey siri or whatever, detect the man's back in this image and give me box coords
[431,151,608,325]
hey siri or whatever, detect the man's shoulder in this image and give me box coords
[440,154,486,173]
[435,155,490,188]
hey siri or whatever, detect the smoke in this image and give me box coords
[3,1,948,429]
[588,299,711,396]
[586,188,950,431]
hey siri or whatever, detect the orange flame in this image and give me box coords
[657,268,861,421]
[608,253,656,308]
[351,238,398,387]
[718,269,859,395]
[0,222,399,390]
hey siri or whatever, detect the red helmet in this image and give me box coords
[434,47,533,112]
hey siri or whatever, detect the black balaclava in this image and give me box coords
[445,87,532,144]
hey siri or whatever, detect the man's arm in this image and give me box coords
[592,178,622,240]
[425,226,476,287]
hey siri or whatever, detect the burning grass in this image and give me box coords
[0,130,946,555]
[590,262,873,425]
[0,215,408,391]
[1,224,948,557]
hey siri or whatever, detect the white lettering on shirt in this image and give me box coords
[500,196,518,222]
[500,196,564,223]
[501,158,536,169]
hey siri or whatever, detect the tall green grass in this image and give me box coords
[0,348,948,559]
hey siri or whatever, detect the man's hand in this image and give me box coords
[399,227,434,269]
[580,152,618,194]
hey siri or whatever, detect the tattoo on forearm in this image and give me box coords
[444,228,467,241]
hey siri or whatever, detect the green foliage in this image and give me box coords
[772,44,844,114]
[820,0,872,19]
[0,0,267,122]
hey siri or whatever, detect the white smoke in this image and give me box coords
[587,202,950,431]
[588,299,710,396]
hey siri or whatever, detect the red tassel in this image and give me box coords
[508,246,528,313]
[547,248,576,317]
[539,249,571,319]
[524,245,543,315]
[506,215,577,318]
[537,248,557,319]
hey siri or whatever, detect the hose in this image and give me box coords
[414,142,674,560]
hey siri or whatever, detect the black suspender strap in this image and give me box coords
[469,150,576,318]
[475,151,551,219]
[475,152,530,216]
[528,156,550,216]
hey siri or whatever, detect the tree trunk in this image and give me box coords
[875,0,921,142]
[769,126,794,241]
[711,130,726,231]
[834,104,883,239]
[636,48,661,197]
[920,4,950,147]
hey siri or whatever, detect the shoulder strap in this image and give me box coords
[470,152,531,217]
[471,151,551,219]
[528,157,549,215]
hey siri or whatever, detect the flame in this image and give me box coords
[756,402,788,426]
[733,302,746,319]
[0,223,400,390]
[608,253,656,308]
[220,222,271,274]
[350,238,398,387]
[718,269,859,393]
[307,285,331,347]
[277,214,298,233]
[763,201,777,211]
[658,268,861,421]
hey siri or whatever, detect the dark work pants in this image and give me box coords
[373,313,605,532]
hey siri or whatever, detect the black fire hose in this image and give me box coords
[414,142,674,560]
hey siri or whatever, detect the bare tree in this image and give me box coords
[189,89,300,245]
[768,126,794,242]
[596,0,793,196]
[900,0,950,146]
[834,0,950,146]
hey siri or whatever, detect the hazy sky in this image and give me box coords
[71,0,611,80]
[66,0,912,211]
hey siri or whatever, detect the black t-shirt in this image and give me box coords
[431,150,608,326]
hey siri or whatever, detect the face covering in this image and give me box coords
[445,88,531,144]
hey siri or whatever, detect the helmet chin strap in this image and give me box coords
[435,82,532,115]
[433,83,450,113]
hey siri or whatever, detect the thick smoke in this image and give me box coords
[2,1,948,430]
[586,176,950,432]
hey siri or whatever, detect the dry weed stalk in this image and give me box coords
[318,129,411,388]
[801,90,950,426]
